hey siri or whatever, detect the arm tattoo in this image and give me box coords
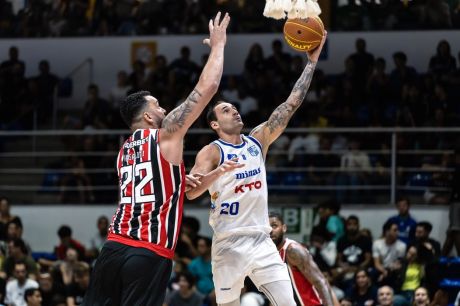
[287,245,335,306]
[267,60,316,133]
[162,88,202,133]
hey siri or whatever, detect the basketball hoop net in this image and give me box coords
[263,0,321,20]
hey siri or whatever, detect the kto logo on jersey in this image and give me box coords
[234,180,262,193]
[247,145,259,156]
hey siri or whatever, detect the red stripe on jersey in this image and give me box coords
[158,154,173,246]
[280,239,322,306]
[140,130,153,241]
[172,164,186,250]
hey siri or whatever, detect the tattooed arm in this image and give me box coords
[160,12,230,139]
[286,243,336,306]
[251,33,327,156]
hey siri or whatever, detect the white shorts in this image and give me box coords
[211,231,290,304]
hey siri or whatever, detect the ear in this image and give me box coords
[210,120,219,130]
[143,112,154,124]
[282,224,287,234]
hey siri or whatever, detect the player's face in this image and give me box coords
[213,102,244,134]
[269,217,286,247]
[414,288,429,306]
[144,96,166,126]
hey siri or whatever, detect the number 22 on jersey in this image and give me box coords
[119,162,155,204]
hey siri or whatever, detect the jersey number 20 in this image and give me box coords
[220,202,239,215]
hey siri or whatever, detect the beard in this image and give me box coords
[271,234,284,248]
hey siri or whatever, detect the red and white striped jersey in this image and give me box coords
[108,129,185,259]
[279,238,322,306]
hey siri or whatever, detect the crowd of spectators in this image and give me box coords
[0,195,457,306]
[1,35,459,204]
[0,0,459,38]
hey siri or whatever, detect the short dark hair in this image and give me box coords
[198,237,212,248]
[396,196,410,206]
[7,219,23,230]
[57,225,72,239]
[24,288,40,301]
[206,100,226,127]
[178,271,196,288]
[120,91,151,127]
[11,238,28,254]
[269,212,284,224]
[347,215,359,223]
[318,199,341,214]
[0,196,9,203]
[393,51,407,62]
[382,220,398,235]
[417,221,433,234]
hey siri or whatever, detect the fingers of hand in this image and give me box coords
[220,13,230,28]
[214,11,221,27]
[208,19,214,32]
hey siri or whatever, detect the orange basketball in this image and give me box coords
[283,17,324,52]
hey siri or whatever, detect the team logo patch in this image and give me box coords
[247,145,259,156]
[227,153,237,160]
[210,191,220,210]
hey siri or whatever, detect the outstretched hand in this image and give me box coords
[307,30,327,63]
[203,12,231,48]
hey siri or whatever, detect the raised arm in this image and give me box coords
[160,12,230,139]
[251,33,327,156]
[186,144,244,200]
[286,243,335,306]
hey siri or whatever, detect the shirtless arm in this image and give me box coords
[286,243,336,306]
[159,12,230,164]
[250,33,327,157]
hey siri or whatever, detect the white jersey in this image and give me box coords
[208,135,270,238]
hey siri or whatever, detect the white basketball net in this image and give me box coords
[263,0,322,20]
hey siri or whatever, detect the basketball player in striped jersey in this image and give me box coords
[186,33,330,306]
[82,12,230,306]
[269,212,340,306]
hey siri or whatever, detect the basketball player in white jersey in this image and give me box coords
[186,33,328,306]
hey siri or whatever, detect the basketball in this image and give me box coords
[283,17,324,52]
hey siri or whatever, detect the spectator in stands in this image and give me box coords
[175,216,202,265]
[0,196,22,241]
[24,288,42,306]
[386,197,417,245]
[87,216,108,260]
[37,273,65,306]
[265,39,291,76]
[243,43,266,80]
[373,220,406,284]
[412,221,441,257]
[54,225,85,261]
[397,244,434,303]
[419,0,452,28]
[164,271,204,306]
[31,60,59,126]
[336,216,373,286]
[346,269,378,306]
[390,52,418,100]
[65,262,90,306]
[188,237,214,300]
[377,286,394,306]
[367,57,391,109]
[169,46,200,93]
[317,200,345,242]
[108,71,131,109]
[309,225,337,272]
[81,84,111,129]
[413,287,430,306]
[7,219,32,253]
[52,247,82,286]
[128,60,147,92]
[59,157,94,204]
[5,261,39,306]
[350,38,375,82]
[2,238,38,280]
[0,46,25,79]
[144,55,170,107]
[337,138,372,203]
[429,40,457,76]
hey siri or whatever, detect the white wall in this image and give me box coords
[13,204,450,253]
[1,31,459,109]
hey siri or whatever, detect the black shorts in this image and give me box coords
[82,241,172,306]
